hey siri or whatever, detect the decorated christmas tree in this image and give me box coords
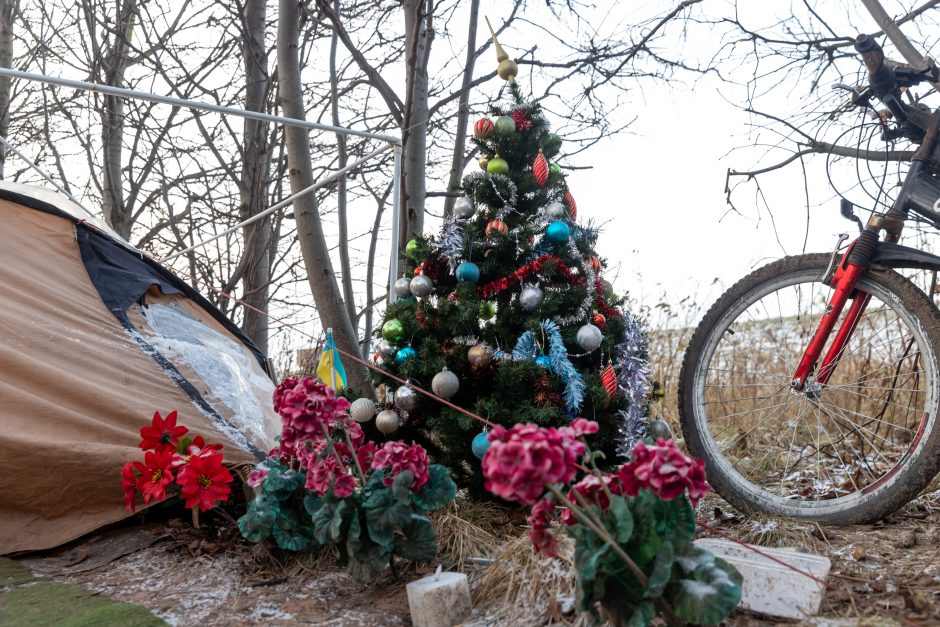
[357,26,652,496]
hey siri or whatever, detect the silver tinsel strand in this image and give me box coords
[615,311,653,456]
[434,216,465,271]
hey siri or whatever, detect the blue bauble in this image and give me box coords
[395,346,417,364]
[456,261,480,283]
[535,355,552,369]
[472,431,492,459]
[545,220,571,243]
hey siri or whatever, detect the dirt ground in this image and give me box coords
[11,489,940,626]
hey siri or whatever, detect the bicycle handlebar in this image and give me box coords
[854,34,935,140]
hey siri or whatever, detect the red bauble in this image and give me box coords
[592,312,607,329]
[533,149,549,188]
[486,219,509,238]
[474,118,495,139]
[600,360,617,397]
[448,293,458,301]
[565,189,578,219]
[588,256,601,273]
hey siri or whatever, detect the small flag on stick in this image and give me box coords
[317,328,347,391]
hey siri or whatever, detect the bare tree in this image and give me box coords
[278,0,370,390]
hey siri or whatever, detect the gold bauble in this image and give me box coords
[468,345,493,368]
[479,156,490,170]
[497,59,518,82]
[375,409,400,434]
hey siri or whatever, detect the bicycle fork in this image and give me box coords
[790,233,877,394]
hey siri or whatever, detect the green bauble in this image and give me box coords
[405,238,420,257]
[494,115,516,136]
[487,157,509,175]
[479,300,497,320]
[382,319,404,343]
[543,133,562,158]
[602,280,615,300]
[549,163,561,176]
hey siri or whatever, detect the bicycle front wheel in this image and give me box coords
[679,253,940,524]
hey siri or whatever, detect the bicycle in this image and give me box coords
[678,35,940,524]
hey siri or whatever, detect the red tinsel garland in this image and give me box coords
[477,254,621,317]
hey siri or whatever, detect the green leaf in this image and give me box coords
[311,500,339,545]
[392,471,415,502]
[330,500,352,543]
[272,511,313,552]
[653,497,696,541]
[365,497,412,547]
[393,516,438,562]
[412,465,457,512]
[626,492,662,568]
[303,493,323,518]
[645,540,674,598]
[346,515,392,583]
[264,467,304,498]
[667,545,743,625]
[625,601,655,627]
[607,495,633,544]
[237,498,274,543]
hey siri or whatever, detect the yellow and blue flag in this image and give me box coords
[316,329,347,391]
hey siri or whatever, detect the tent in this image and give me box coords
[0,182,280,554]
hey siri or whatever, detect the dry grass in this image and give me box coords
[472,531,591,626]
[429,494,516,570]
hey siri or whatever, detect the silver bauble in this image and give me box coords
[375,409,400,434]
[410,274,433,298]
[350,397,377,423]
[576,323,604,352]
[649,418,673,441]
[545,200,566,220]
[431,367,460,399]
[454,196,476,219]
[394,386,420,412]
[519,284,544,310]
[375,339,395,358]
[394,276,412,299]
[468,345,492,368]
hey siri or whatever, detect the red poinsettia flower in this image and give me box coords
[132,450,176,504]
[120,461,138,513]
[139,410,188,453]
[177,451,233,512]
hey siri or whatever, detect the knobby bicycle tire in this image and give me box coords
[679,253,940,524]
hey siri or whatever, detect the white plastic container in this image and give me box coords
[695,538,831,620]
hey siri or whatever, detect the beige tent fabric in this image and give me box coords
[0,199,256,554]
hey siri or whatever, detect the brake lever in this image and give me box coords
[832,83,872,108]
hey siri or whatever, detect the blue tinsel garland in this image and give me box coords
[508,319,585,414]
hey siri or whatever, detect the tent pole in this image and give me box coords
[388,145,402,304]
[0,67,401,146]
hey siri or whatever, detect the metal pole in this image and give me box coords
[0,67,401,146]
[161,143,393,262]
[388,145,402,304]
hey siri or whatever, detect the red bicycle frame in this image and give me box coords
[790,242,871,392]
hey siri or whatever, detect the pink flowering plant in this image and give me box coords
[238,377,457,582]
[482,420,741,626]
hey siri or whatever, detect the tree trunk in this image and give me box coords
[442,0,479,217]
[277,0,371,393]
[400,0,432,245]
[239,0,273,355]
[330,0,356,324]
[100,0,137,239]
[0,0,18,180]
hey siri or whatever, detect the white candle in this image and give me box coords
[406,570,472,627]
